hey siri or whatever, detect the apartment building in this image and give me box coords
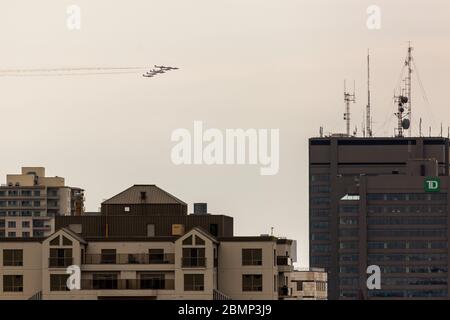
[0,226,303,300]
[309,136,450,299]
[0,167,85,238]
[289,268,327,300]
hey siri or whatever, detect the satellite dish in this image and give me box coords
[402,119,410,130]
[400,96,409,104]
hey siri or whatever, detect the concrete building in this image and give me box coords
[0,227,303,300]
[0,167,85,238]
[309,136,450,299]
[0,184,325,300]
[289,268,327,300]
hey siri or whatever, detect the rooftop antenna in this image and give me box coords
[344,80,356,136]
[441,123,443,137]
[406,42,413,136]
[366,49,373,137]
[448,127,449,139]
[362,113,366,138]
[319,126,324,137]
[419,118,422,137]
[429,126,432,137]
[394,44,413,137]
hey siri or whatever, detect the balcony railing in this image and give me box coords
[80,279,174,290]
[181,257,206,268]
[84,253,175,265]
[49,257,73,268]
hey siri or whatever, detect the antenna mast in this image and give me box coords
[366,49,372,137]
[344,80,356,137]
[394,43,413,137]
[406,43,413,136]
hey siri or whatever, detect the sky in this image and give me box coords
[1,0,450,267]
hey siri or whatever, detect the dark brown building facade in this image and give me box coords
[57,184,233,239]
[309,137,450,300]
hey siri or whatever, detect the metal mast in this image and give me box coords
[366,49,372,137]
[344,80,356,136]
[394,43,413,137]
[406,43,413,136]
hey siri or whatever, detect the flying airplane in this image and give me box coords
[154,65,179,71]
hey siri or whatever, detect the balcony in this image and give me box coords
[84,253,175,265]
[277,256,291,266]
[80,279,174,290]
[49,257,73,268]
[181,257,206,268]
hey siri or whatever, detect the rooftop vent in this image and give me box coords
[193,203,208,215]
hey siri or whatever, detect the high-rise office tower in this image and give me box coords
[309,136,450,299]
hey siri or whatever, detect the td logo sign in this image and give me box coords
[424,177,440,192]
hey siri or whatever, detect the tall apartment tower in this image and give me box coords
[309,136,450,300]
[0,167,85,238]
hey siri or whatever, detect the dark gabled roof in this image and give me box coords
[102,185,187,205]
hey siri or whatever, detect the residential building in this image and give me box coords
[0,227,300,300]
[309,136,450,299]
[0,167,85,238]
[289,268,327,300]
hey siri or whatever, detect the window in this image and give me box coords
[49,236,60,246]
[22,221,30,228]
[34,190,41,197]
[3,249,23,266]
[242,249,263,266]
[0,220,4,228]
[184,274,204,291]
[8,232,16,237]
[124,206,130,212]
[195,236,205,246]
[3,275,23,292]
[182,235,193,245]
[7,221,16,228]
[49,248,72,267]
[33,201,40,207]
[140,273,165,289]
[33,220,45,228]
[101,249,117,264]
[22,232,30,238]
[242,274,263,292]
[33,230,44,237]
[149,249,165,264]
[93,273,118,289]
[182,248,206,267]
[147,224,155,237]
[50,274,69,291]
[62,236,72,246]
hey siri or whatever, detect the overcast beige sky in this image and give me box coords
[1,0,450,266]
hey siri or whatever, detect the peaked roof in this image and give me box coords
[102,185,187,205]
[46,227,87,245]
[178,227,218,244]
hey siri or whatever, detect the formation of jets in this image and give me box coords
[143,65,179,77]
